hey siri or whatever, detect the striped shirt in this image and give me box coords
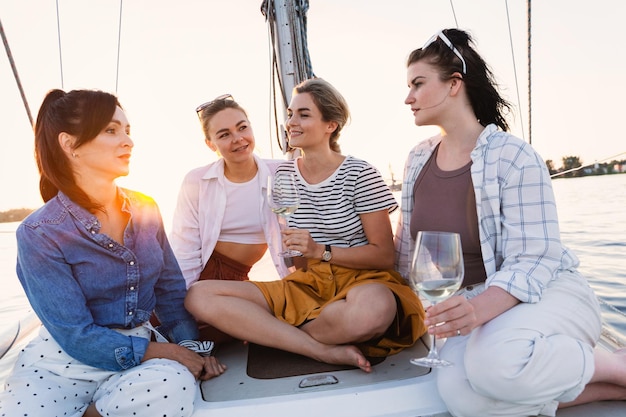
[394,124,580,303]
[276,156,398,248]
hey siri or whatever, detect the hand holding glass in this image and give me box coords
[267,173,302,257]
[409,231,464,367]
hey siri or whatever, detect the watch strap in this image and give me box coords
[322,244,332,262]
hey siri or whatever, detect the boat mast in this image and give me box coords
[0,18,33,127]
[262,0,314,155]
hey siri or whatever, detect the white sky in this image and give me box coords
[1,0,625,222]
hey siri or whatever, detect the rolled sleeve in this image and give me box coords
[476,129,568,303]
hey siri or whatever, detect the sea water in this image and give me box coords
[0,174,625,374]
[552,174,626,338]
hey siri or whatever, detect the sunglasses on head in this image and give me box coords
[195,94,234,118]
[422,30,467,74]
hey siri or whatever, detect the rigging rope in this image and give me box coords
[55,1,124,93]
[550,151,626,178]
[448,0,459,27]
[0,18,33,127]
[505,0,526,142]
[261,1,286,156]
[526,0,532,145]
[115,0,123,93]
[56,0,64,89]
[261,0,314,155]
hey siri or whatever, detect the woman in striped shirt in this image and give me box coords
[185,78,426,372]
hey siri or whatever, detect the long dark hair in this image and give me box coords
[407,28,512,131]
[34,89,120,210]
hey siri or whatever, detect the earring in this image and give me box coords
[72,152,78,158]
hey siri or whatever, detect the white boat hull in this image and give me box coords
[192,335,448,416]
[2,314,624,416]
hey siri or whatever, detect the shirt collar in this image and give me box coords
[56,187,131,232]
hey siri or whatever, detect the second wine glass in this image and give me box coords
[267,172,302,257]
[408,231,464,368]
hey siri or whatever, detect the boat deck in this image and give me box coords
[200,338,432,402]
[195,333,626,416]
[2,313,625,416]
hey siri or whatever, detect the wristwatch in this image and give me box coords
[321,244,332,262]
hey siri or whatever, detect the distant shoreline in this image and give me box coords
[3,172,624,224]
[0,208,34,224]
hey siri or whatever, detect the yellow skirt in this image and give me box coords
[251,259,426,357]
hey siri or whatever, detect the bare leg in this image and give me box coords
[301,283,397,344]
[83,404,101,417]
[185,280,372,372]
[559,348,626,408]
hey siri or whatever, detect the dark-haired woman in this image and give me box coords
[0,89,224,417]
[395,28,626,416]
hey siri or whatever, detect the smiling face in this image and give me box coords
[68,106,133,181]
[405,61,453,126]
[205,107,255,163]
[285,92,337,151]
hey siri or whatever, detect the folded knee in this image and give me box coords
[185,282,218,317]
[464,335,546,401]
[438,367,495,417]
[184,283,203,314]
[357,298,397,338]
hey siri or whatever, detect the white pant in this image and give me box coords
[437,272,602,417]
[0,325,197,417]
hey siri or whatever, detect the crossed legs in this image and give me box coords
[184,280,397,372]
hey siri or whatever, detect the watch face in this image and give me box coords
[322,251,332,261]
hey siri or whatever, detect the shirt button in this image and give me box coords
[128,311,133,316]
[108,243,114,248]
[91,231,96,234]
[129,261,135,266]
[130,286,135,291]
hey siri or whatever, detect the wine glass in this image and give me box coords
[408,231,464,367]
[267,172,302,257]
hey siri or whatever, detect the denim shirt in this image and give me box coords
[16,189,199,371]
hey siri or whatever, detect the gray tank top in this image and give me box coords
[410,144,487,287]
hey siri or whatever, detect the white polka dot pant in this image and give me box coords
[0,327,197,417]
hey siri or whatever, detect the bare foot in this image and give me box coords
[318,344,372,373]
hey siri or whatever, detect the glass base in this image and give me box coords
[279,249,302,257]
[410,357,453,368]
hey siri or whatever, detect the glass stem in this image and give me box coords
[278,215,288,249]
[426,301,440,359]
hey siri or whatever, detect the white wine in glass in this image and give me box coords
[267,172,302,257]
[409,231,464,368]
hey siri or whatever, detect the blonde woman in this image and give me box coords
[185,79,426,371]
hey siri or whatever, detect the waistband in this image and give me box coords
[113,321,168,342]
[200,250,251,281]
